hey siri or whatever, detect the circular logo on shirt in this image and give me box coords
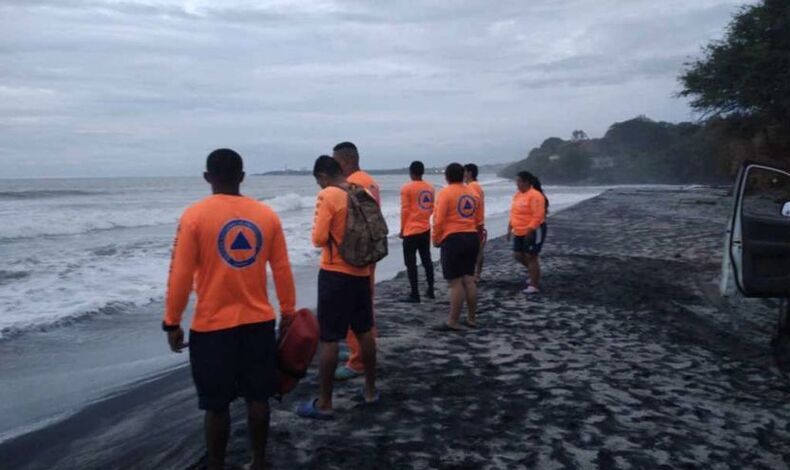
[217,219,263,268]
[457,195,477,218]
[418,190,433,210]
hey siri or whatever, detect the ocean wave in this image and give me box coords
[0,190,104,200]
[0,207,180,241]
[261,193,316,213]
[0,270,30,285]
[0,301,144,341]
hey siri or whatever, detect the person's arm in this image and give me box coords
[432,191,446,247]
[507,195,515,241]
[476,192,484,229]
[527,193,546,232]
[269,215,297,332]
[477,187,485,229]
[400,186,408,238]
[312,192,333,248]
[163,213,198,352]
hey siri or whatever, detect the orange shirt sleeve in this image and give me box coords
[164,211,199,327]
[432,189,447,245]
[269,214,296,317]
[400,184,409,235]
[312,191,333,248]
[527,192,546,231]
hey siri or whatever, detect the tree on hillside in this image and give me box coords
[571,130,589,141]
[679,0,790,129]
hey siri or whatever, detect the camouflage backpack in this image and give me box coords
[335,185,389,267]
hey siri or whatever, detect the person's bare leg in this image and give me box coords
[317,341,339,412]
[246,401,270,470]
[448,278,464,327]
[527,255,541,289]
[474,246,485,282]
[462,275,478,325]
[354,329,377,401]
[205,409,230,470]
[513,252,528,269]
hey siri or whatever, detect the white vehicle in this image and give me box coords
[721,161,790,336]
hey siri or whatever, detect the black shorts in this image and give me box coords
[189,321,276,411]
[317,269,373,342]
[440,232,480,280]
[513,223,548,255]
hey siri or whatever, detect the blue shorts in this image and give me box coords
[513,223,547,255]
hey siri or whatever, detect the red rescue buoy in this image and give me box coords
[276,308,319,398]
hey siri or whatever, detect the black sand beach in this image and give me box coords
[2,187,789,469]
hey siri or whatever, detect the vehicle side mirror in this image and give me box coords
[783,202,790,217]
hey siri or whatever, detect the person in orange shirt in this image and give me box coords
[332,141,380,381]
[296,155,378,420]
[464,163,486,283]
[400,160,435,303]
[432,163,482,329]
[162,149,296,470]
[507,171,549,295]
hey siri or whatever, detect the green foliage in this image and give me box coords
[498,116,733,184]
[679,0,790,126]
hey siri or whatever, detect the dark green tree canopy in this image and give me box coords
[679,0,790,126]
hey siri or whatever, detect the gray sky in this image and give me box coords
[0,0,751,178]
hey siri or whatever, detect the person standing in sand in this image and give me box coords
[507,171,548,294]
[331,141,381,381]
[399,160,436,303]
[432,163,482,329]
[162,149,297,470]
[464,163,486,283]
[296,155,379,420]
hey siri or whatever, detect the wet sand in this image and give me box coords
[2,187,789,469]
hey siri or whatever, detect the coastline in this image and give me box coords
[3,186,789,469]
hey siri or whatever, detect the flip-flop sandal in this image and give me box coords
[432,323,463,332]
[359,387,381,404]
[296,399,334,420]
[335,365,363,381]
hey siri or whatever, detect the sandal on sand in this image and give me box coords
[464,319,477,328]
[432,323,463,332]
[335,365,364,381]
[296,399,334,420]
[359,387,381,404]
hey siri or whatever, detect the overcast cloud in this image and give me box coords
[0,0,753,177]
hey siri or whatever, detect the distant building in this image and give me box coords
[591,157,615,169]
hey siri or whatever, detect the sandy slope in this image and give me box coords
[2,187,788,469]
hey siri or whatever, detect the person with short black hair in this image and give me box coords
[399,160,435,303]
[507,171,549,294]
[464,163,486,282]
[296,155,379,419]
[331,142,381,381]
[163,148,296,469]
[432,163,482,329]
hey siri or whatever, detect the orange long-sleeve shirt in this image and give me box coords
[347,170,380,205]
[164,195,296,332]
[312,186,371,277]
[510,188,546,236]
[400,180,435,237]
[432,183,481,245]
[467,181,485,227]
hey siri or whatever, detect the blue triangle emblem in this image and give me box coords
[231,232,252,250]
[464,200,473,210]
[422,195,431,204]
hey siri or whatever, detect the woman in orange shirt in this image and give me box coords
[507,171,549,294]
